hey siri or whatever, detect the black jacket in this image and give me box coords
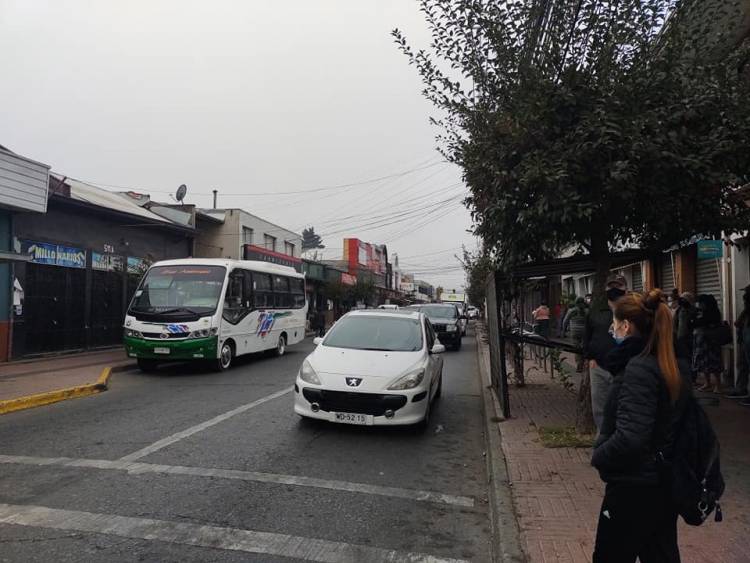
[583,305,614,364]
[592,353,691,485]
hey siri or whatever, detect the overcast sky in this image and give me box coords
[1,0,476,290]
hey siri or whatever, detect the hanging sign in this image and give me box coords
[127,257,150,275]
[22,240,86,268]
[697,240,723,260]
[92,252,123,272]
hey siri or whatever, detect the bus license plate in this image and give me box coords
[334,412,372,425]
[153,347,171,355]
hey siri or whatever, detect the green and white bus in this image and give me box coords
[123,259,307,371]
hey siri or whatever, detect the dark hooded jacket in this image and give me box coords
[592,340,691,485]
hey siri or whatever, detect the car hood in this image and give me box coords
[308,345,423,378]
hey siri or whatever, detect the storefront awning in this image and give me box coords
[510,249,650,279]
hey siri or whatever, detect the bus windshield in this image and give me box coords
[129,265,226,316]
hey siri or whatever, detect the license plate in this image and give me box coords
[333,412,373,425]
[153,347,171,355]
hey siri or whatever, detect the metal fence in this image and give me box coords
[484,272,510,417]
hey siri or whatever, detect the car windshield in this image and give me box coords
[418,306,458,320]
[323,315,423,352]
[130,265,226,314]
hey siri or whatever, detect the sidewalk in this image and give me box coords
[478,329,750,562]
[0,349,135,403]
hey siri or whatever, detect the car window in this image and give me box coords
[420,306,458,319]
[323,315,423,352]
[425,320,436,349]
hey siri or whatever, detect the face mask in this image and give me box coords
[613,334,627,345]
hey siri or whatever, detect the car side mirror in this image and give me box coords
[313,337,323,345]
[431,343,446,355]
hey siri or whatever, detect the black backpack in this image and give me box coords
[660,395,725,525]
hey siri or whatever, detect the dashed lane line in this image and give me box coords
[0,503,469,563]
[0,454,476,508]
[118,386,292,462]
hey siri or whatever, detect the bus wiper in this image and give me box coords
[155,307,200,315]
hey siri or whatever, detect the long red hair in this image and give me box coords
[613,289,681,402]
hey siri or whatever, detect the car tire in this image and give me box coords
[415,390,431,432]
[214,341,234,371]
[276,334,287,357]
[434,372,443,400]
[453,338,462,351]
[137,358,158,372]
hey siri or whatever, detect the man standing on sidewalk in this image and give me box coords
[729,285,750,401]
[584,274,628,432]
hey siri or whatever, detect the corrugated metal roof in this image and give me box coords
[52,173,175,225]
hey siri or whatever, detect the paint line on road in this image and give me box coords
[0,503,469,563]
[118,387,292,462]
[0,454,475,508]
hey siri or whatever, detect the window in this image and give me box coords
[322,316,423,352]
[284,241,295,257]
[272,275,291,308]
[425,321,436,350]
[263,234,276,251]
[242,227,254,245]
[290,278,306,308]
[253,273,273,309]
[223,270,249,324]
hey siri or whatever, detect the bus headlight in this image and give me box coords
[124,329,143,339]
[189,329,211,339]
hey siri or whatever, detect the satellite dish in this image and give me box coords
[175,184,187,204]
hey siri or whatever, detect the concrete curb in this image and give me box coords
[0,363,135,416]
[476,331,527,563]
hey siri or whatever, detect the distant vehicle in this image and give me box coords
[441,293,468,335]
[377,304,399,310]
[467,306,479,319]
[294,309,444,428]
[124,259,307,372]
[404,303,463,350]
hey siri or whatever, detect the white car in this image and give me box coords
[294,309,445,428]
[377,304,399,310]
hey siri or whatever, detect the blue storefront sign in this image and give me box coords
[22,240,87,268]
[697,240,723,260]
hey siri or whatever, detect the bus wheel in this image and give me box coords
[215,341,234,371]
[137,358,158,372]
[276,334,287,357]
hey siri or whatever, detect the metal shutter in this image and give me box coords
[632,264,644,293]
[659,254,676,293]
[696,258,722,311]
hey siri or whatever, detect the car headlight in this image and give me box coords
[388,368,425,390]
[299,360,321,385]
[446,324,457,332]
[124,328,143,339]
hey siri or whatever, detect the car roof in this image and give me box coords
[347,309,422,320]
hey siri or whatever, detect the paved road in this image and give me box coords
[0,329,491,562]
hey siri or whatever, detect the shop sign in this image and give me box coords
[93,252,123,272]
[22,240,86,268]
[243,244,302,272]
[697,240,723,260]
[127,256,150,275]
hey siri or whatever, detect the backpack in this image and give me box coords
[660,395,725,526]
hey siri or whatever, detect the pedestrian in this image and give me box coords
[693,294,723,393]
[673,292,696,360]
[585,274,628,432]
[728,285,750,400]
[553,301,563,337]
[592,289,690,563]
[532,301,551,338]
[668,288,680,316]
[315,309,327,337]
[563,297,588,371]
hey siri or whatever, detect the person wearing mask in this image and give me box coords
[563,297,588,371]
[585,274,628,432]
[727,285,750,400]
[532,301,551,338]
[673,292,696,360]
[592,289,690,563]
[693,294,723,393]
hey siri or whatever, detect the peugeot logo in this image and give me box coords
[345,377,362,387]
[160,332,169,339]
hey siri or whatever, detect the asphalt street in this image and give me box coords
[0,327,491,562]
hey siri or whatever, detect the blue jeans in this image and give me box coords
[591,364,613,432]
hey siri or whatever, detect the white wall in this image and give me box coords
[239,210,301,257]
[0,150,49,213]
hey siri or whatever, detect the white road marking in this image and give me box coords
[0,503,469,563]
[0,454,475,508]
[118,387,292,462]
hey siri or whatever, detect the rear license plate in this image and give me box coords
[153,347,171,355]
[333,412,373,425]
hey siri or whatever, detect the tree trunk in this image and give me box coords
[575,232,611,435]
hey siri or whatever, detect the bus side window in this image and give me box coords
[290,278,305,308]
[254,273,272,309]
[223,270,247,324]
[242,270,254,309]
[273,276,291,308]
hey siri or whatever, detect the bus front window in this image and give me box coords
[129,265,226,318]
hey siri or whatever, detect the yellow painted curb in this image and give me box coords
[0,367,114,416]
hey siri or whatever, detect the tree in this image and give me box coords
[394,0,750,300]
[462,247,493,307]
[395,0,750,434]
[302,227,325,252]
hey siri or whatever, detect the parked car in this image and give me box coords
[404,304,463,350]
[294,310,445,428]
[467,306,479,320]
[377,304,399,310]
[452,302,468,335]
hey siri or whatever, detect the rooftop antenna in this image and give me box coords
[175,184,187,206]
